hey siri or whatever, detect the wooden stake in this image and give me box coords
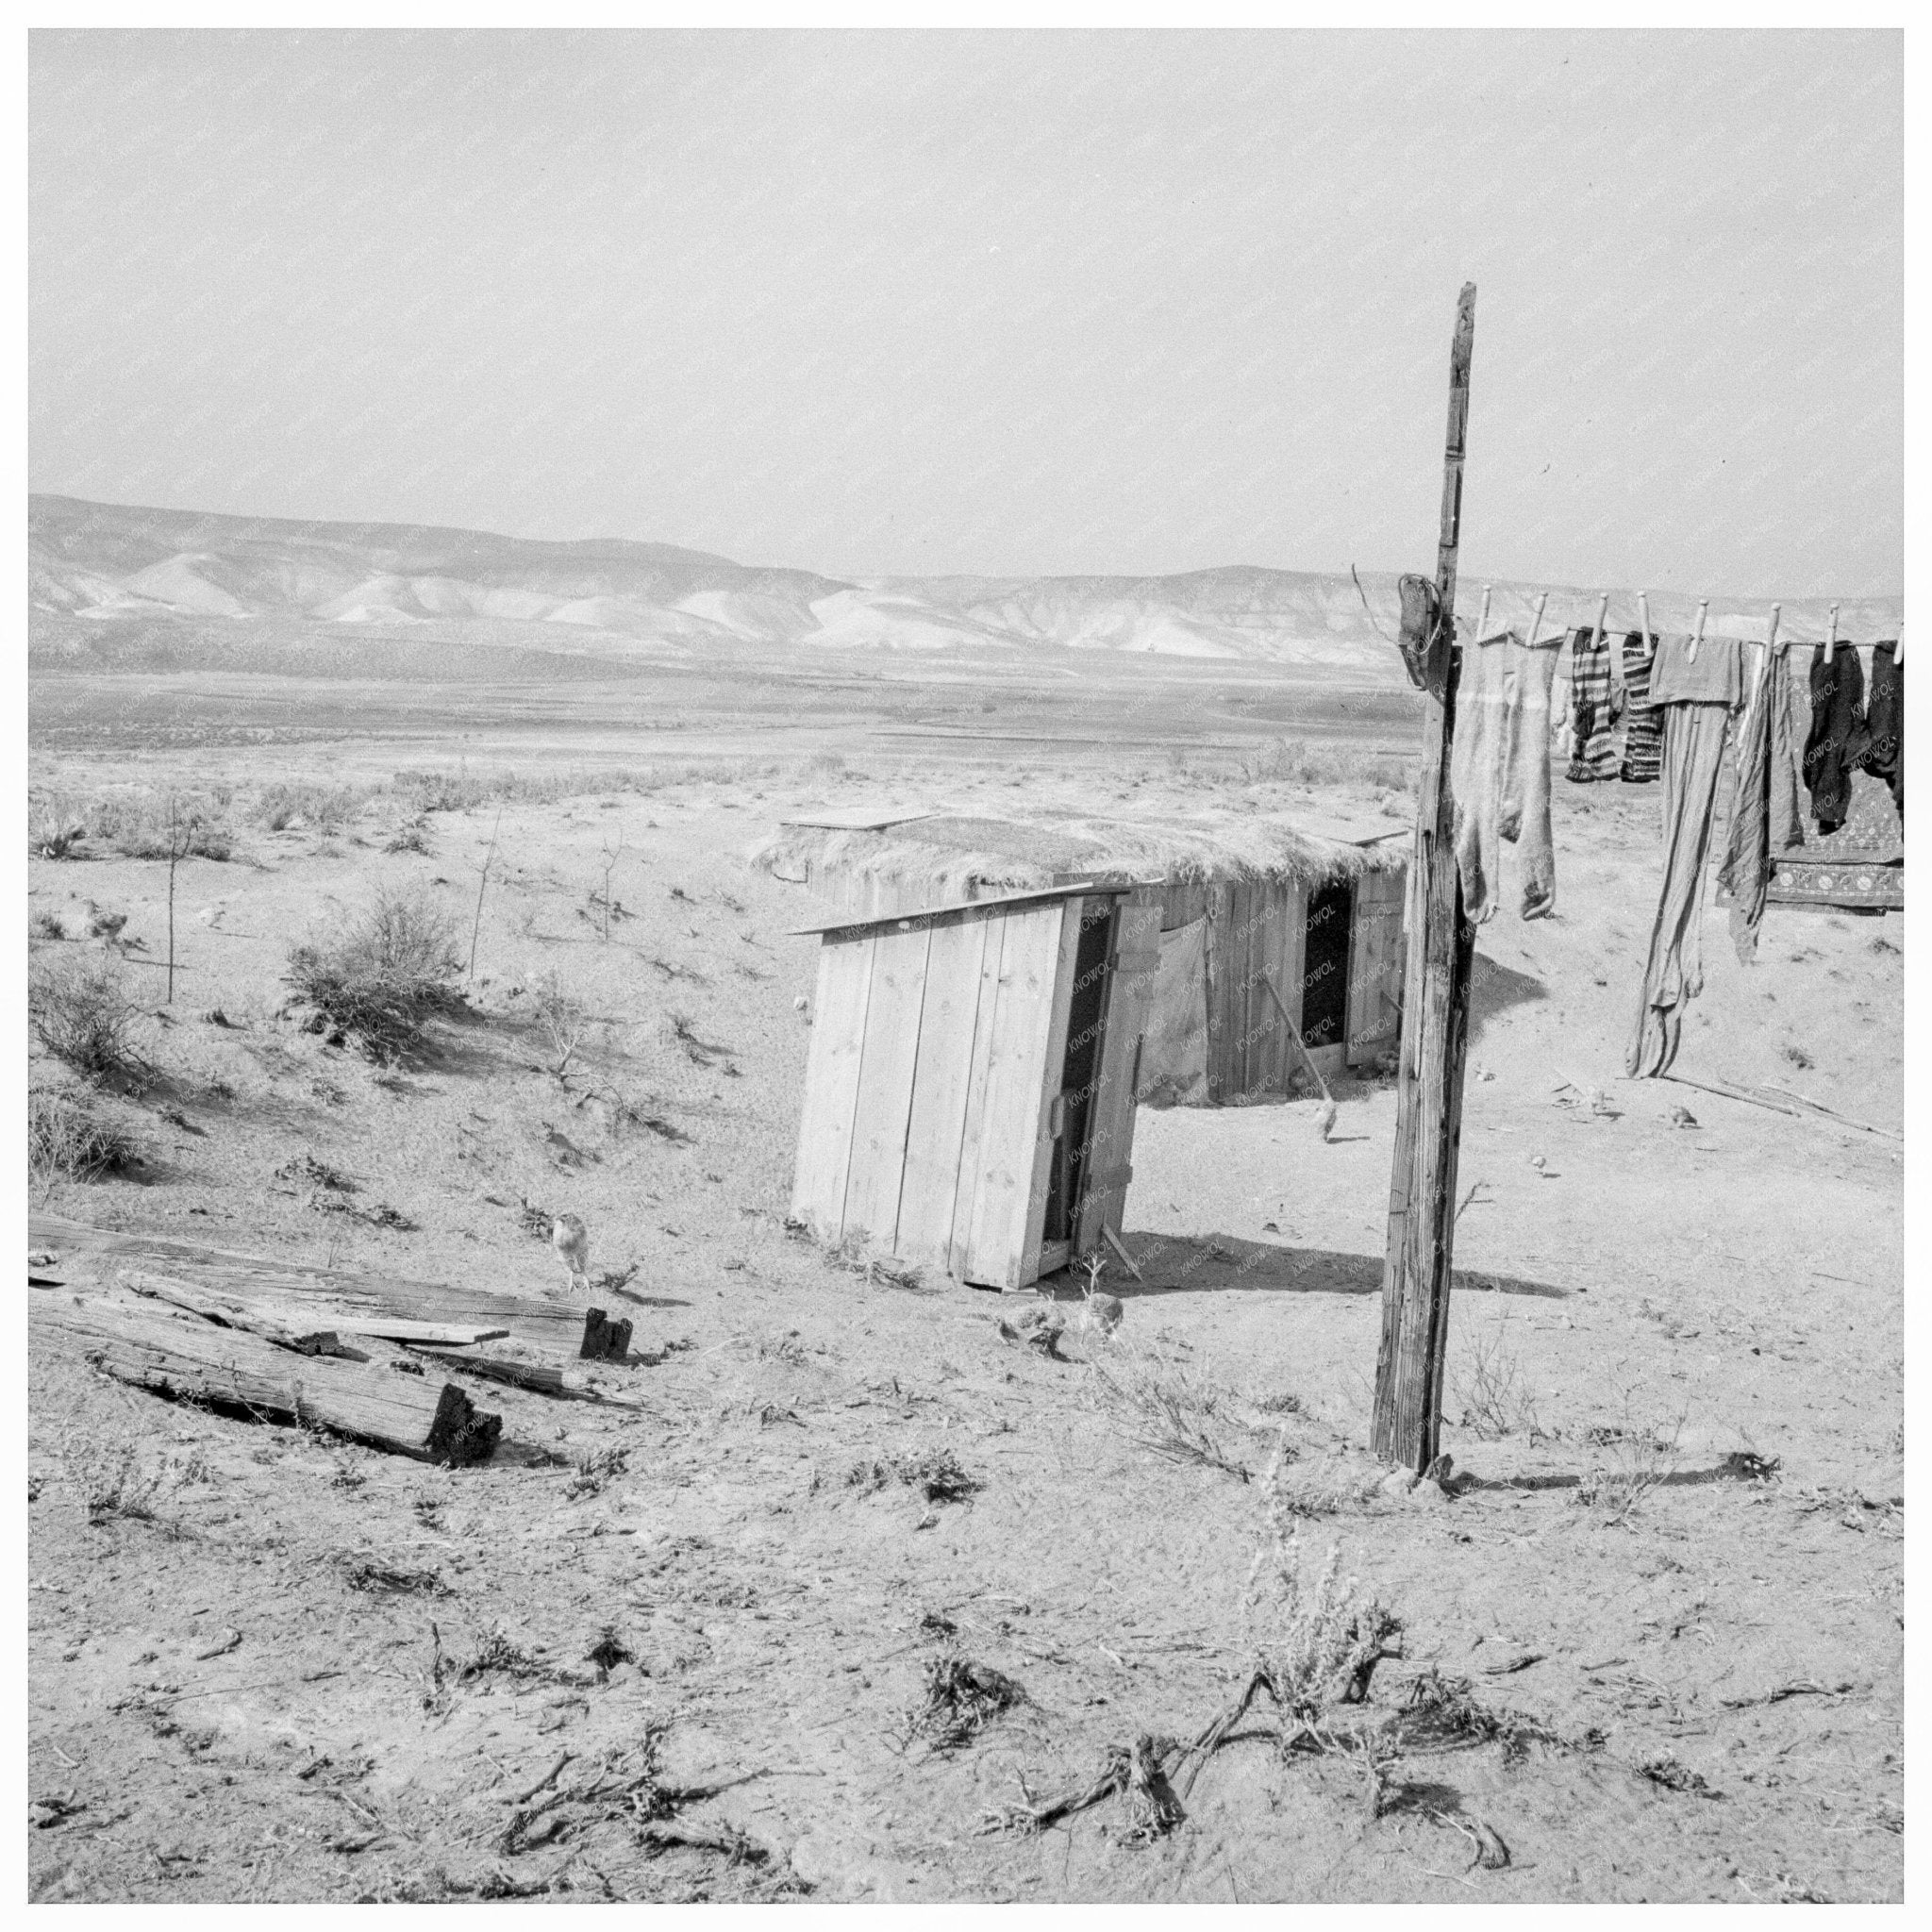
[1371,283,1477,1473]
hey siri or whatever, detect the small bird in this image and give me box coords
[551,1212,591,1291]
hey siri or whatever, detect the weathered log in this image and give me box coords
[32,1214,574,1346]
[33,1292,502,1465]
[579,1308,633,1361]
[118,1269,371,1359]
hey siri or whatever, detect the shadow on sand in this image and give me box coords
[1106,1231,1574,1301]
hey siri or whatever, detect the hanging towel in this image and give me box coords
[1450,630,1558,923]
[1858,641,1903,828]
[1564,628,1620,781]
[1717,646,1803,963]
[1627,700,1732,1078]
[1649,633,1744,708]
[1618,633,1661,783]
[1801,642,1869,834]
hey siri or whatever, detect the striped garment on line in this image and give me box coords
[1619,632,1661,783]
[1565,627,1621,781]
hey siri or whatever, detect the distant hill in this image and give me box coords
[28,494,1903,679]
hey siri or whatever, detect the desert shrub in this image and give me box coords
[28,954,147,1081]
[253,781,373,832]
[1088,1334,1254,1481]
[80,790,233,861]
[1235,736,1418,793]
[531,970,591,1078]
[385,820,432,855]
[1243,1438,1402,1721]
[393,768,500,814]
[31,910,64,940]
[29,1086,139,1191]
[285,885,462,1063]
[29,793,87,858]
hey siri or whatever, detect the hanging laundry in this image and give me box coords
[1717,646,1804,963]
[1858,641,1903,828]
[1450,630,1558,922]
[1564,627,1620,781]
[1801,642,1869,834]
[1618,633,1661,783]
[1648,632,1744,708]
[1551,671,1575,758]
[1627,700,1733,1078]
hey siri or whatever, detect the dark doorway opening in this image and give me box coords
[1043,902,1116,1246]
[1302,880,1352,1050]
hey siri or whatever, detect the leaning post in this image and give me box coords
[1371,282,1477,1472]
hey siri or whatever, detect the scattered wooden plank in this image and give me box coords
[31,1214,578,1344]
[1759,1081,1901,1141]
[33,1292,502,1465]
[117,1269,506,1350]
[118,1269,370,1360]
[1102,1225,1146,1284]
[403,1347,570,1394]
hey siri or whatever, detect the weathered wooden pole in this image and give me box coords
[1372,282,1476,1472]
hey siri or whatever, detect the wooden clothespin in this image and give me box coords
[1528,591,1550,650]
[1637,591,1654,655]
[1688,599,1708,663]
[1895,621,1905,664]
[1825,604,1840,661]
[1475,584,1492,645]
[1753,604,1779,709]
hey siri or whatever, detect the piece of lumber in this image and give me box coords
[1759,1081,1901,1141]
[580,1308,633,1361]
[1374,282,1479,1474]
[1259,972,1333,1106]
[118,1269,371,1359]
[404,1345,575,1397]
[33,1292,502,1465]
[30,1214,576,1345]
[1101,1225,1145,1284]
[117,1267,507,1349]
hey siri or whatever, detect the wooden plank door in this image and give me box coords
[896,913,994,1275]
[1346,866,1407,1066]
[840,920,934,1248]
[957,904,1069,1290]
[790,935,875,1238]
[1075,888,1161,1256]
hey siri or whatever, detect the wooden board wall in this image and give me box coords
[1346,865,1407,1065]
[840,920,934,1245]
[1076,888,1162,1255]
[789,936,875,1235]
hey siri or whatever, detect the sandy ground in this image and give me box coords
[25,698,1904,1904]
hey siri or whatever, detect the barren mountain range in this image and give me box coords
[29,494,1903,680]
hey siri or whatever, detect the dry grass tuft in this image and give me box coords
[904,1655,1026,1752]
[29,1085,140,1192]
[285,885,462,1063]
[565,1446,631,1501]
[29,954,149,1083]
[1088,1335,1254,1481]
[846,1448,981,1504]
[1575,1408,1686,1523]
[1451,1318,1543,1441]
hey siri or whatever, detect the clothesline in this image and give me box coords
[1452,585,1904,657]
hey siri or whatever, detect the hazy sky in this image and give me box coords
[30,29,1902,595]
